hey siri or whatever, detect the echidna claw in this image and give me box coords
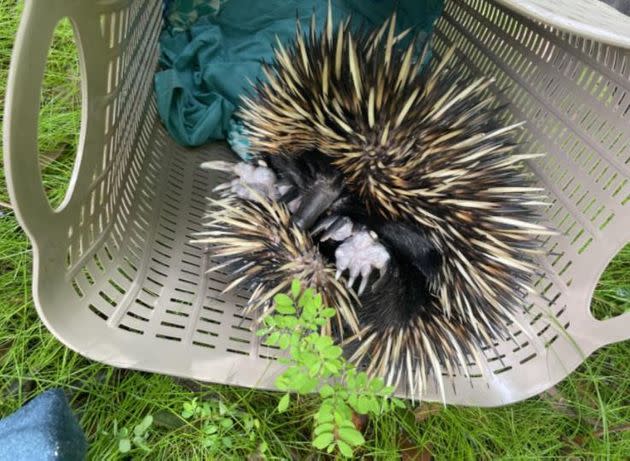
[372,266,389,292]
[277,183,293,196]
[212,182,232,192]
[357,275,369,296]
[312,215,338,236]
[200,160,237,173]
[288,198,302,213]
[320,216,354,242]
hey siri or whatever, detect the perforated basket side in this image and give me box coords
[3,0,289,390]
[420,0,630,404]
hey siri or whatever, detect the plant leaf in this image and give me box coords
[142,415,153,428]
[275,303,296,315]
[337,440,354,458]
[267,331,280,346]
[313,432,335,449]
[278,334,290,349]
[218,401,227,416]
[118,438,131,453]
[324,362,339,374]
[274,293,293,307]
[323,345,342,359]
[316,406,334,423]
[291,279,301,298]
[339,427,365,446]
[314,422,335,435]
[356,396,370,414]
[278,393,290,413]
[283,315,298,328]
[200,403,212,417]
[312,294,323,309]
[319,384,334,398]
[369,378,385,393]
[204,424,218,435]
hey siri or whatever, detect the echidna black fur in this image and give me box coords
[198,6,552,399]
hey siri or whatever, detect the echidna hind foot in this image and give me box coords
[334,230,390,296]
[311,214,392,295]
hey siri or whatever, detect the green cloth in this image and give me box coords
[156,0,443,147]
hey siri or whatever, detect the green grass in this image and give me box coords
[1,1,629,459]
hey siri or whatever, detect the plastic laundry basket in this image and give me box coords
[3,0,630,406]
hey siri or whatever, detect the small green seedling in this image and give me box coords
[181,397,262,454]
[113,414,153,454]
[257,280,405,458]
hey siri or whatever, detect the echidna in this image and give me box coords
[198,6,552,399]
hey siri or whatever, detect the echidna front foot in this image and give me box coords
[335,230,390,295]
[202,160,279,201]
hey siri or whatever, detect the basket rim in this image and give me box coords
[497,0,630,49]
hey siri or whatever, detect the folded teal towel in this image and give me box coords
[155,0,443,148]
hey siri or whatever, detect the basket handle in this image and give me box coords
[2,0,80,238]
[588,311,630,349]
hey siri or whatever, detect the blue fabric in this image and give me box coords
[155,0,444,149]
[226,118,253,161]
[0,389,87,461]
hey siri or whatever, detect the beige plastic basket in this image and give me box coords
[3,0,630,406]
